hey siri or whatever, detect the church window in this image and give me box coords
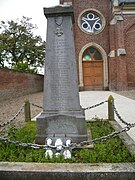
[78,9,105,34]
[83,47,102,61]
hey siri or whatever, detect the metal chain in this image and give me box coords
[72,100,135,148]
[0,123,135,150]
[113,103,134,126]
[0,104,25,128]
[0,137,46,149]
[0,100,135,151]
[30,103,43,109]
[84,100,108,110]
[71,124,135,148]
[30,100,108,111]
[0,137,68,150]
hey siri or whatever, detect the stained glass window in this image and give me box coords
[79,10,105,34]
[89,47,95,54]
[83,47,102,61]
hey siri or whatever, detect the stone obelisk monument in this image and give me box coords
[35,5,87,145]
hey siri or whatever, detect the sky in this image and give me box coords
[0,0,59,41]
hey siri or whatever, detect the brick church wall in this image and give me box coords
[109,14,135,90]
[124,16,135,89]
[60,0,135,91]
[73,0,111,55]
[0,68,44,101]
[61,0,111,88]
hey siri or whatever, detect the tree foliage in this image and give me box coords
[0,16,45,73]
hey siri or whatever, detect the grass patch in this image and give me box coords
[7,121,36,143]
[0,120,135,163]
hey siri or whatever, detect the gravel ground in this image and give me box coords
[0,92,43,134]
[115,90,135,100]
[0,90,135,134]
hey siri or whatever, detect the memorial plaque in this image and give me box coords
[35,5,87,145]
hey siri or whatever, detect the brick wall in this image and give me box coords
[61,0,135,91]
[0,68,44,101]
[109,14,135,90]
[72,0,111,82]
[61,0,111,89]
[124,16,135,89]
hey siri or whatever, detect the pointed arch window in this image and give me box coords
[82,47,102,61]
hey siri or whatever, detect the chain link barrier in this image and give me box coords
[0,99,135,153]
[84,100,108,110]
[0,122,134,150]
[71,100,135,148]
[30,99,109,129]
[31,100,108,111]
[0,102,43,129]
[113,103,135,127]
[30,103,43,109]
[71,125,134,148]
[0,136,70,150]
[0,103,24,128]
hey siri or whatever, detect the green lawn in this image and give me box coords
[0,120,134,163]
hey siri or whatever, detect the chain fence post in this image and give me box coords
[24,99,31,122]
[108,95,114,121]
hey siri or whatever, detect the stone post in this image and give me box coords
[35,5,87,145]
[108,95,114,121]
[24,99,31,122]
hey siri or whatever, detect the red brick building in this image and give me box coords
[60,0,135,91]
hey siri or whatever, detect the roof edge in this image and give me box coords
[119,0,135,5]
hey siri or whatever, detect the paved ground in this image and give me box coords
[80,91,135,143]
[0,90,135,143]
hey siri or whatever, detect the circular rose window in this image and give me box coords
[78,9,105,34]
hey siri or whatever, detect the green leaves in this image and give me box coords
[0,17,45,73]
[0,120,134,163]
[7,122,37,143]
[13,61,37,74]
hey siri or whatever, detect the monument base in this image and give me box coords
[35,112,88,145]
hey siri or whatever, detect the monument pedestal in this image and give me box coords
[36,111,87,144]
[35,5,87,145]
